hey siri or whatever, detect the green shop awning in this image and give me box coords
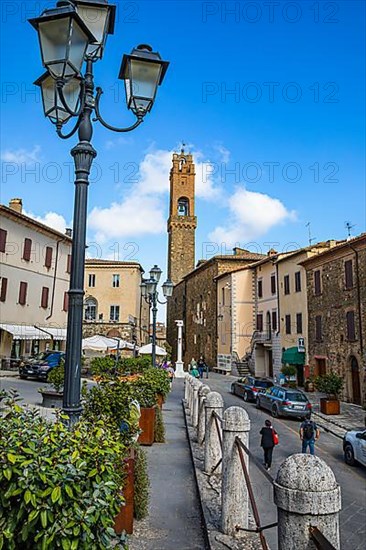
[282,347,305,366]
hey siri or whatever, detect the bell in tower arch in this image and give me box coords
[177,197,189,216]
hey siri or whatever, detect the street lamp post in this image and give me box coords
[29,0,169,423]
[140,265,173,367]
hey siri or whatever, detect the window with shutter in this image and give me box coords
[296,313,303,334]
[63,292,69,312]
[314,270,321,295]
[66,254,72,274]
[346,311,356,341]
[0,278,8,302]
[19,281,28,305]
[0,229,7,253]
[41,287,49,308]
[315,315,322,341]
[271,275,276,294]
[272,311,277,331]
[23,238,32,261]
[295,271,301,292]
[45,246,53,268]
[257,279,263,298]
[284,275,290,295]
[285,314,291,334]
[344,260,353,289]
[256,313,263,332]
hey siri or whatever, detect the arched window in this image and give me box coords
[84,297,97,321]
[178,197,189,216]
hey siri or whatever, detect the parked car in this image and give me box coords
[19,351,65,380]
[256,385,312,419]
[231,376,274,402]
[343,429,366,467]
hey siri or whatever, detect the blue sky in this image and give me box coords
[1,1,365,311]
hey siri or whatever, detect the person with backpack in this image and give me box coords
[300,413,320,455]
[260,419,278,470]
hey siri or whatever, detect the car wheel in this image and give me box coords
[344,444,355,466]
[243,391,249,402]
[256,397,261,409]
[272,406,279,418]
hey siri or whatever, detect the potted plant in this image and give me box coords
[142,367,171,408]
[130,378,157,446]
[314,371,344,414]
[39,363,65,408]
[281,364,297,386]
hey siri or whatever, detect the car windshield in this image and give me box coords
[255,380,272,388]
[285,392,307,402]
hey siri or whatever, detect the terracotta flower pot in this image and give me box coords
[320,398,340,415]
[114,449,135,535]
[138,407,156,445]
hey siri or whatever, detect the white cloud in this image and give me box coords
[1,145,41,164]
[88,194,166,240]
[136,149,173,194]
[24,210,68,234]
[209,187,296,246]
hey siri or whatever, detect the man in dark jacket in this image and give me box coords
[260,419,276,470]
[300,413,320,455]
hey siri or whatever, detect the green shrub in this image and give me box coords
[119,356,151,374]
[90,356,117,378]
[314,371,344,399]
[47,365,65,393]
[281,364,297,377]
[129,378,157,409]
[154,405,165,443]
[142,368,171,398]
[133,446,149,520]
[0,393,128,550]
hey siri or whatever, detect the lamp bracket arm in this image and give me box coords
[57,79,86,117]
[157,297,168,305]
[56,115,82,140]
[93,87,144,133]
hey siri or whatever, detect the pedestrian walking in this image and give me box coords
[260,419,278,470]
[300,413,320,455]
[197,356,205,379]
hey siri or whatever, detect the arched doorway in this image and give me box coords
[107,329,122,339]
[350,356,361,405]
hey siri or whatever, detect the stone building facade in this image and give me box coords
[83,259,150,346]
[167,252,264,369]
[167,150,197,285]
[301,234,366,405]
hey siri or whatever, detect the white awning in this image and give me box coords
[139,343,167,356]
[39,327,67,341]
[0,324,50,340]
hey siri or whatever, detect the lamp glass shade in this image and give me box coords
[162,279,173,298]
[30,10,95,79]
[140,281,147,298]
[145,279,157,296]
[119,45,169,116]
[73,1,116,59]
[35,72,81,124]
[150,264,162,283]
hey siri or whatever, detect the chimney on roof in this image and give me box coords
[9,198,22,213]
[267,248,278,256]
[65,228,72,238]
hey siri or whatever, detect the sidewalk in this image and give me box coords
[128,378,208,550]
[307,391,366,438]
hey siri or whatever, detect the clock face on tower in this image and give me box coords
[167,151,197,285]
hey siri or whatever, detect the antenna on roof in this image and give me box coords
[345,221,356,240]
[306,222,316,245]
[181,141,186,154]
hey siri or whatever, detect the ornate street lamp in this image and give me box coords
[29,0,169,423]
[141,267,172,368]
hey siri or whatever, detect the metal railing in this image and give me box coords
[309,526,337,550]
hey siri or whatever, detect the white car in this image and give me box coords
[343,429,366,467]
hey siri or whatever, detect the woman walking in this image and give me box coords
[260,419,278,471]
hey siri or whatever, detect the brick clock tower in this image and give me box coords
[167,150,197,284]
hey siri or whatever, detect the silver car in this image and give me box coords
[256,385,312,419]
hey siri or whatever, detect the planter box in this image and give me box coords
[40,390,63,408]
[114,450,135,535]
[138,407,156,446]
[320,398,340,415]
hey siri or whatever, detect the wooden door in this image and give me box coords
[351,357,361,405]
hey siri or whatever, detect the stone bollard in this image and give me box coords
[274,454,341,550]
[204,392,224,474]
[192,381,202,428]
[197,385,210,444]
[184,374,189,402]
[221,406,250,536]
[188,377,195,412]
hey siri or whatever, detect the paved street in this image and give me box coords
[2,373,365,549]
[206,373,366,550]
